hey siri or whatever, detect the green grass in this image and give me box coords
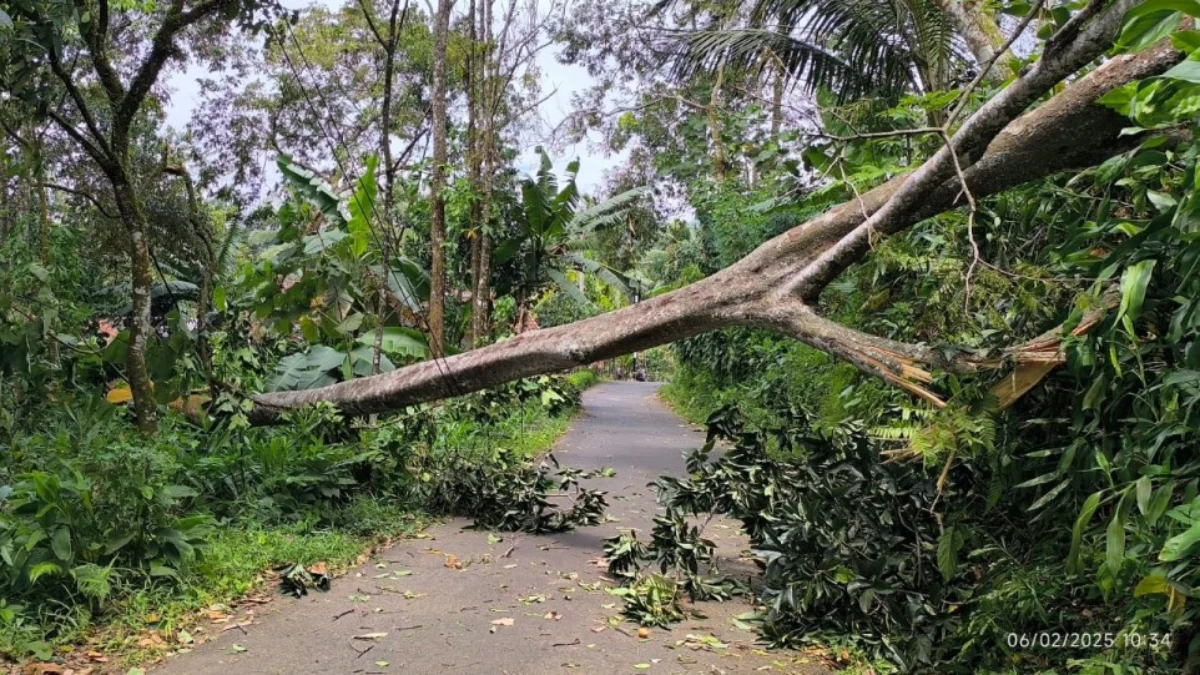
[565,369,599,390]
[659,373,723,426]
[2,382,590,666]
[66,502,427,663]
[431,398,578,460]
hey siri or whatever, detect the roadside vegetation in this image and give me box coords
[0,372,592,662]
[3,0,1200,671]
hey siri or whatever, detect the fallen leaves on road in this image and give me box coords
[489,617,514,633]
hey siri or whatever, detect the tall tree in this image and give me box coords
[428,0,454,357]
[0,0,275,434]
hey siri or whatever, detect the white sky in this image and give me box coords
[163,0,621,194]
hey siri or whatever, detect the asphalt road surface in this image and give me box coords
[154,382,831,675]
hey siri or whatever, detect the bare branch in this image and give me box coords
[41,182,118,218]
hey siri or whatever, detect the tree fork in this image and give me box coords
[249,26,1184,424]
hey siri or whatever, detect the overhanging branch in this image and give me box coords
[248,29,1185,423]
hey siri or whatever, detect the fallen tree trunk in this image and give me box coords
[250,12,1184,423]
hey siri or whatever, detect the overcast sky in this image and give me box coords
[162,0,622,194]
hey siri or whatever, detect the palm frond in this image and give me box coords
[546,267,591,307]
[668,0,966,100]
[214,219,247,281]
[567,186,650,233]
[672,27,910,102]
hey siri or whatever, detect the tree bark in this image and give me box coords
[0,170,9,245]
[707,64,727,181]
[428,0,454,358]
[472,0,496,347]
[112,175,160,434]
[35,157,50,264]
[250,11,1179,423]
[466,0,484,346]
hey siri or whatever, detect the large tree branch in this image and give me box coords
[43,50,115,163]
[75,0,127,105]
[249,27,1185,423]
[779,0,1138,299]
[114,0,234,146]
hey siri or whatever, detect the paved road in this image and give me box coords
[155,382,829,675]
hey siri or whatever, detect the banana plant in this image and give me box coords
[495,147,650,312]
[253,155,432,391]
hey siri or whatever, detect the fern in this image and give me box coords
[27,561,65,584]
[71,564,114,601]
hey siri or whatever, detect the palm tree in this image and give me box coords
[662,0,976,101]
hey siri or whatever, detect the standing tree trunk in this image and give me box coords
[771,56,784,137]
[466,0,484,347]
[9,0,239,434]
[35,162,50,263]
[428,0,454,358]
[0,170,9,245]
[707,64,727,181]
[111,174,159,434]
[471,0,496,347]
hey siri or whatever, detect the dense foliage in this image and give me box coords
[4,0,1200,671]
[657,25,1200,675]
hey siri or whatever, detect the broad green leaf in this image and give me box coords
[1137,477,1153,517]
[268,346,345,392]
[1124,0,1200,20]
[1160,522,1200,561]
[336,312,365,334]
[1117,9,1183,52]
[1068,491,1102,573]
[347,155,379,257]
[1107,503,1128,576]
[162,485,199,499]
[547,267,590,307]
[51,527,72,561]
[278,155,344,224]
[1147,483,1176,527]
[1117,259,1156,331]
[1163,59,1200,83]
[1170,29,1200,50]
[1134,572,1169,596]
[356,328,429,359]
[104,532,136,555]
[349,346,396,376]
[937,526,961,581]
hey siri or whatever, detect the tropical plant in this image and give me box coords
[662,0,972,100]
[494,148,650,316]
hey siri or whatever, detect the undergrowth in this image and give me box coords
[0,372,597,664]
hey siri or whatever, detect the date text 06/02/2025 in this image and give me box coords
[1006,632,1172,650]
